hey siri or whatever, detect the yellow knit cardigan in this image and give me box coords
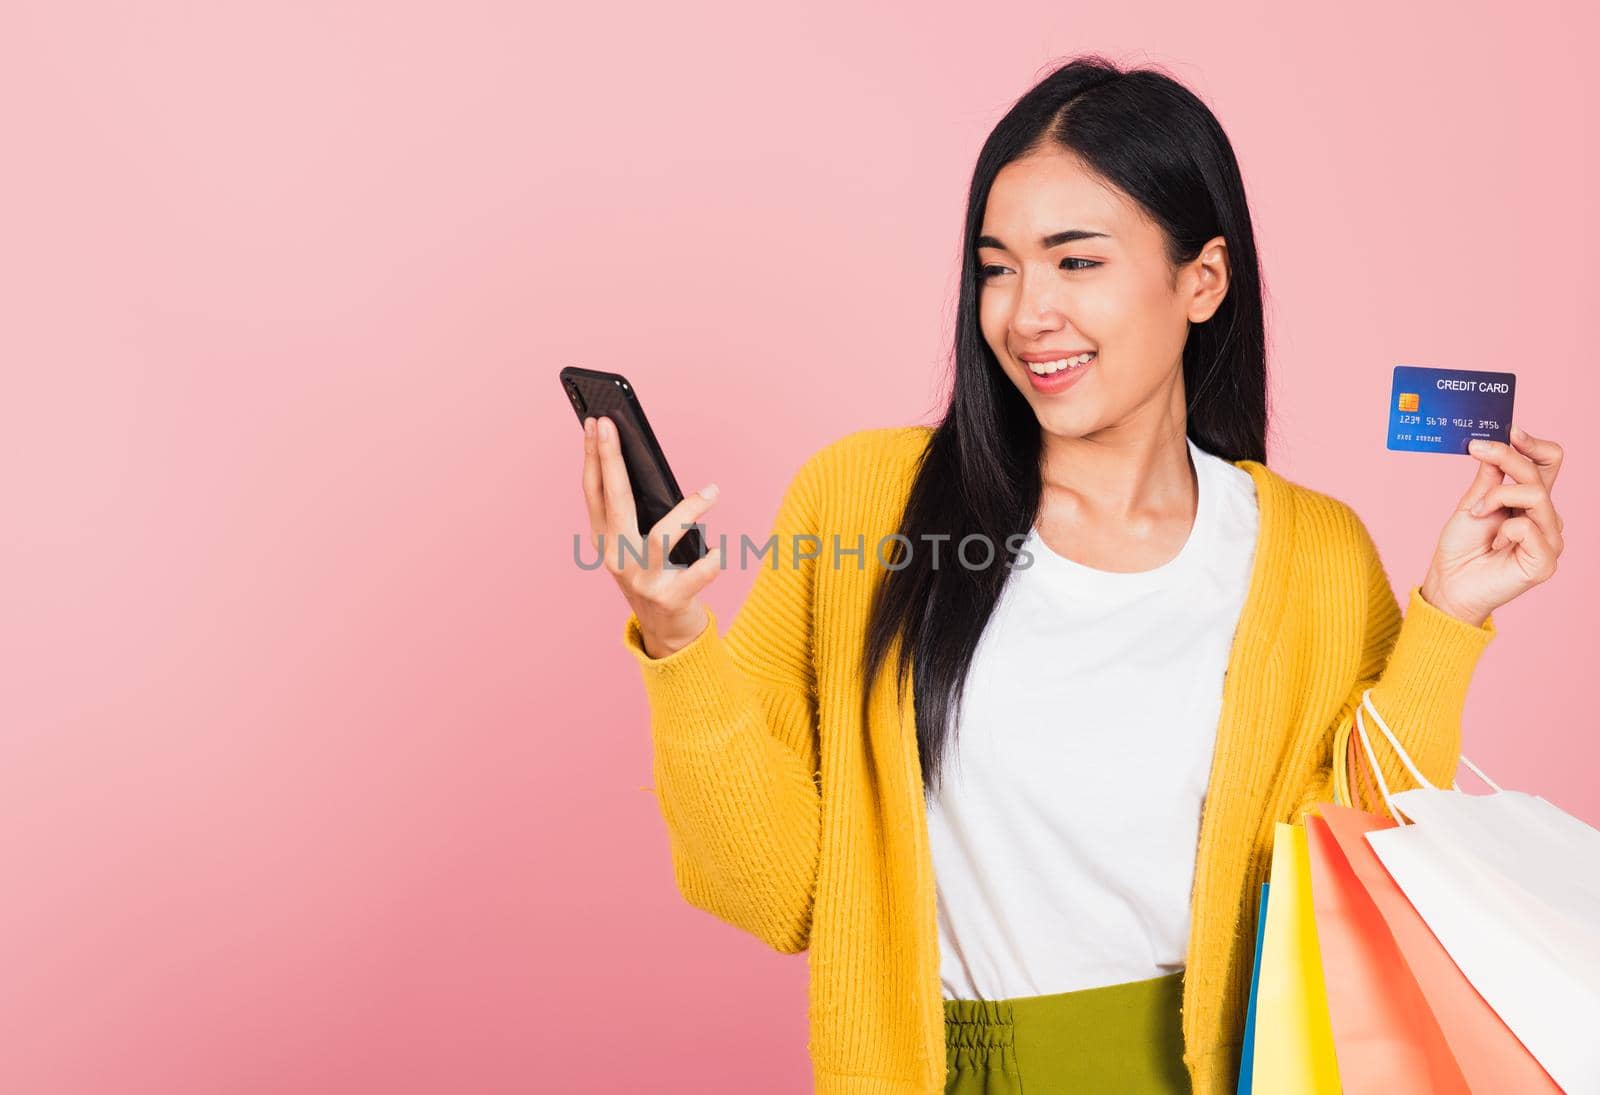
[621,425,1496,1094]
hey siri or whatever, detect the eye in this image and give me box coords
[976,258,1100,280]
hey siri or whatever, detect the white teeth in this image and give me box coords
[1027,352,1095,375]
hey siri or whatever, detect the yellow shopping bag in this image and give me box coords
[1251,821,1341,1093]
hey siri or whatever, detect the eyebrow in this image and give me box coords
[976,229,1111,250]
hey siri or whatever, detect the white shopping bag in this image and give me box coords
[1354,688,1600,1094]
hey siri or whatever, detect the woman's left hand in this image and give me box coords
[1419,425,1566,627]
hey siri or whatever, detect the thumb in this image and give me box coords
[1456,457,1504,511]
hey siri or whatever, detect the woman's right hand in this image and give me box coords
[581,414,724,659]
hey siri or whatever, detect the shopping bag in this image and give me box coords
[1317,800,1561,1093]
[1236,882,1269,1095]
[1302,809,1470,1093]
[1354,688,1600,1093]
[1250,821,1340,1094]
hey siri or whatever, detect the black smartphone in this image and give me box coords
[560,366,708,568]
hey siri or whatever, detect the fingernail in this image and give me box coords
[1469,439,1490,454]
[700,482,720,500]
[584,417,594,435]
[1470,498,1485,516]
[599,417,613,438]
[1511,424,1526,440]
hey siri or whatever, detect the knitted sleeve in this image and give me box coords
[1295,507,1498,817]
[618,445,827,955]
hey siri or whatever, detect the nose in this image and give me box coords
[1011,272,1067,339]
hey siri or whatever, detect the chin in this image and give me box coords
[1030,403,1097,439]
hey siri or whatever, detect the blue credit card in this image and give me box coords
[1387,365,1516,454]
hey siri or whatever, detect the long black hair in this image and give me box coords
[863,54,1271,802]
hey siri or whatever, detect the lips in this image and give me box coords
[1022,352,1095,394]
[1017,349,1096,363]
[1023,351,1096,375]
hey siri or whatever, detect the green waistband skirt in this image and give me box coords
[942,970,1192,1094]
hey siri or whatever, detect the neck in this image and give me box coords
[1038,404,1194,522]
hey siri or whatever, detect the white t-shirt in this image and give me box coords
[927,435,1260,1000]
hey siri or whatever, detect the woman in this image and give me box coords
[578,55,1566,1094]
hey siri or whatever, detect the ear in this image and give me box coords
[1186,236,1230,324]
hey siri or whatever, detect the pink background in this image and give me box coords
[3,2,1594,1092]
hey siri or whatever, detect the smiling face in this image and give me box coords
[976,144,1230,442]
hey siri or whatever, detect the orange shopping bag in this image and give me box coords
[1317,744,1561,1094]
[1305,808,1469,1093]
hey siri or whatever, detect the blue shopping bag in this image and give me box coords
[1237,881,1269,1095]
